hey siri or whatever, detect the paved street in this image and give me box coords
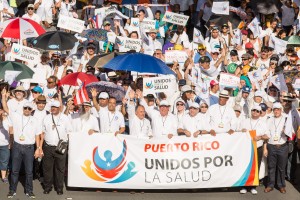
[0,178,299,200]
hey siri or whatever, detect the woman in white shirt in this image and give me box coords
[56,0,76,18]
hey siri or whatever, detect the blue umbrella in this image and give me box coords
[102,53,175,75]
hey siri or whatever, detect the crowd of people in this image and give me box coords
[0,0,300,199]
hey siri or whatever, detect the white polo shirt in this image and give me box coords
[207,103,237,133]
[266,114,288,145]
[22,13,41,24]
[42,113,72,146]
[127,104,152,138]
[178,113,209,134]
[99,109,125,134]
[240,117,268,148]
[7,98,28,116]
[10,113,41,145]
[71,113,99,134]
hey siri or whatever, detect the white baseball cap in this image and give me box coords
[189,102,200,109]
[273,102,282,110]
[254,91,263,97]
[251,105,262,112]
[23,102,34,109]
[159,100,170,107]
[98,92,109,99]
[51,100,60,108]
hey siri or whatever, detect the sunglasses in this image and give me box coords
[47,81,54,84]
[234,110,241,113]
[176,103,184,106]
[154,52,162,55]
[198,48,205,51]
[24,107,32,111]
[251,109,260,113]
[200,106,208,108]
[242,58,248,60]
[28,7,34,10]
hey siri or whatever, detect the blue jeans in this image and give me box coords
[9,142,34,193]
[0,145,9,171]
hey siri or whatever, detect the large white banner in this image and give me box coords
[68,133,259,189]
[143,76,177,96]
[117,36,142,52]
[57,15,85,33]
[11,43,40,64]
[162,11,189,26]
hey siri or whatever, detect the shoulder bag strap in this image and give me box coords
[52,114,61,140]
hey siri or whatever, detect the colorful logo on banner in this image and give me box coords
[165,15,172,20]
[233,133,258,186]
[81,140,137,183]
[12,47,21,55]
[144,81,154,89]
[132,21,139,27]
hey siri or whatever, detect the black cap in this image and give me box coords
[199,56,211,63]
[230,50,238,56]
[259,103,267,112]
[270,54,279,61]
[178,79,186,86]
[87,43,96,49]
[146,94,155,101]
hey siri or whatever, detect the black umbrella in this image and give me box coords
[87,52,125,68]
[206,12,241,29]
[33,31,78,51]
[250,0,281,15]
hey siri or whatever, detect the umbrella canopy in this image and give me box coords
[102,53,175,75]
[207,12,241,29]
[87,52,125,68]
[59,72,98,86]
[250,0,280,15]
[0,17,45,40]
[86,81,125,103]
[0,61,34,80]
[79,29,108,42]
[284,35,300,46]
[33,31,77,51]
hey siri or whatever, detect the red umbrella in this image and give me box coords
[59,72,98,86]
[0,17,45,39]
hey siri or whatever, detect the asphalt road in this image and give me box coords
[0,178,299,200]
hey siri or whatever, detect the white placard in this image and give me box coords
[293,78,300,90]
[57,15,85,33]
[0,0,3,11]
[117,36,142,52]
[68,133,259,189]
[193,28,205,44]
[165,50,188,64]
[212,2,230,15]
[162,11,189,26]
[219,73,240,88]
[143,76,177,96]
[140,19,156,32]
[272,36,288,54]
[11,43,41,64]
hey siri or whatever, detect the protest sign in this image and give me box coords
[193,28,205,44]
[162,11,189,26]
[212,2,229,15]
[272,36,288,54]
[0,0,3,11]
[117,36,142,52]
[219,73,240,88]
[293,78,300,90]
[140,19,156,32]
[68,133,259,189]
[165,50,188,64]
[247,70,263,87]
[57,15,85,33]
[11,43,40,64]
[95,6,129,19]
[247,17,260,38]
[143,76,177,96]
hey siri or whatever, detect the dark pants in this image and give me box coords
[43,143,66,192]
[9,142,34,193]
[267,143,289,188]
[286,142,300,181]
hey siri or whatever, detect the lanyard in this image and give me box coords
[108,112,116,128]
[219,105,227,122]
[140,119,144,132]
[274,116,283,134]
[162,116,168,127]
[22,116,31,134]
[250,118,260,130]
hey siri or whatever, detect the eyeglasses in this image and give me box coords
[200,106,208,108]
[47,81,54,84]
[251,109,260,113]
[176,103,184,106]
[283,100,292,103]
[28,7,34,10]
[154,52,162,55]
[24,107,32,111]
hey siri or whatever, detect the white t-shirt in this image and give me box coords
[170,0,193,12]
[71,113,99,134]
[34,0,57,22]
[7,98,28,116]
[22,13,41,24]
[99,109,125,134]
